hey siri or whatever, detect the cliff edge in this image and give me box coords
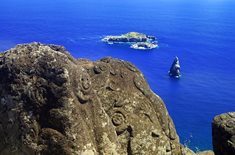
[0,43,207,155]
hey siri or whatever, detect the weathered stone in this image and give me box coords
[212,112,235,155]
[181,146,196,155]
[0,43,192,155]
[196,150,214,155]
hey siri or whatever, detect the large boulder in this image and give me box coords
[212,112,235,155]
[0,43,191,155]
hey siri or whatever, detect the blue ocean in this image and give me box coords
[1,0,235,151]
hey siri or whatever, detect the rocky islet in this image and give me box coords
[102,32,158,50]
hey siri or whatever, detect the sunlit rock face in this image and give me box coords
[0,43,191,155]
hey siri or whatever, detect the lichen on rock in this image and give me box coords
[0,42,194,155]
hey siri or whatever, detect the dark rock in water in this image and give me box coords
[169,56,181,78]
[212,112,235,155]
[0,43,196,155]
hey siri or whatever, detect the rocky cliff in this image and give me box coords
[0,43,213,155]
[212,112,235,155]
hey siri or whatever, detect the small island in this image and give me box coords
[131,42,158,50]
[102,32,158,50]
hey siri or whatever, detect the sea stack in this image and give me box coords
[169,56,181,78]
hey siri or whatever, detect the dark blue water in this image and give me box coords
[1,0,235,151]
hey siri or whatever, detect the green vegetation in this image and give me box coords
[122,32,146,39]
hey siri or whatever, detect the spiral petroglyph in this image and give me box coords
[112,112,125,126]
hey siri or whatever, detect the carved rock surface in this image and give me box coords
[212,112,235,155]
[0,43,191,155]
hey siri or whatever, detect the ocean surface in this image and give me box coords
[1,0,235,151]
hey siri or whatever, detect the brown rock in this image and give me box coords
[0,43,192,155]
[196,150,214,155]
[212,112,235,155]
